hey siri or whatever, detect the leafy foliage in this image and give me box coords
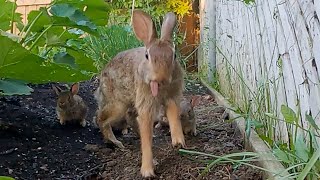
[0,0,111,95]
[82,25,142,70]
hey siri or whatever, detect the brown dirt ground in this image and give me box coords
[0,79,263,180]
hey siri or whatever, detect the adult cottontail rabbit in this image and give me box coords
[94,10,185,177]
[155,96,201,136]
[52,83,88,127]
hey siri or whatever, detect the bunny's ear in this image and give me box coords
[52,85,62,95]
[70,83,79,95]
[132,10,157,48]
[160,12,177,42]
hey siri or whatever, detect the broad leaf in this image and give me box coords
[26,9,51,33]
[0,0,22,31]
[0,79,33,95]
[0,35,91,84]
[295,134,309,162]
[53,0,111,26]
[50,4,96,30]
[66,48,97,72]
[281,105,297,124]
[273,149,291,164]
[305,113,319,130]
[53,52,77,68]
[0,176,15,180]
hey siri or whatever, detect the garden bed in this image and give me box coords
[0,79,262,179]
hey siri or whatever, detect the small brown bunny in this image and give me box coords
[52,83,88,127]
[155,96,201,136]
[95,10,185,177]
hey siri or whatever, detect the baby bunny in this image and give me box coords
[94,10,185,177]
[52,83,88,127]
[155,95,201,136]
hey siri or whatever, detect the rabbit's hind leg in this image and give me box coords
[97,103,127,149]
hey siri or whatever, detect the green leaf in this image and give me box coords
[245,118,251,138]
[265,112,277,119]
[273,149,291,164]
[0,35,91,84]
[0,79,33,95]
[50,4,96,30]
[26,9,51,33]
[66,48,97,73]
[305,113,319,130]
[0,176,15,180]
[250,119,264,129]
[259,135,273,146]
[295,134,309,162]
[297,148,320,180]
[53,0,111,26]
[0,30,20,42]
[53,52,77,68]
[281,105,297,124]
[0,0,22,31]
[243,0,255,4]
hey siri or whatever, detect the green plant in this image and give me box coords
[0,176,15,180]
[0,0,111,95]
[266,106,320,179]
[179,149,271,178]
[209,43,320,179]
[82,25,142,70]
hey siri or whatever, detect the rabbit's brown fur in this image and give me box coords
[94,10,185,177]
[155,96,201,136]
[53,83,88,127]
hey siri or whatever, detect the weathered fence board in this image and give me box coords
[201,0,320,143]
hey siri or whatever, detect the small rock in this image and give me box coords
[8,168,13,174]
[83,144,99,152]
[203,94,212,100]
[212,106,226,114]
[37,147,42,150]
[195,83,200,86]
[101,171,109,178]
[205,146,219,153]
[40,164,49,171]
[106,161,116,166]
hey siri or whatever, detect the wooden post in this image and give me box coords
[198,0,216,82]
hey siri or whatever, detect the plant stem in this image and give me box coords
[29,24,53,51]
[19,11,44,45]
[297,148,320,180]
[10,0,17,34]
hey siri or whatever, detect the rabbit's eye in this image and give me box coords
[145,51,149,60]
[174,53,177,59]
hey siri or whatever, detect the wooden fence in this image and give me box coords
[199,0,320,142]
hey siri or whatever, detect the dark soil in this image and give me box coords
[0,79,263,180]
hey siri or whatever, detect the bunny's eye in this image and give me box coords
[145,51,149,60]
[174,53,177,59]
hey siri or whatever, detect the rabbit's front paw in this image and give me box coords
[140,165,155,178]
[121,128,128,135]
[80,120,86,127]
[59,119,66,125]
[171,133,186,148]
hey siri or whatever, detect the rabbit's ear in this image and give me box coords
[70,83,79,95]
[52,85,62,95]
[160,12,177,42]
[132,10,157,48]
